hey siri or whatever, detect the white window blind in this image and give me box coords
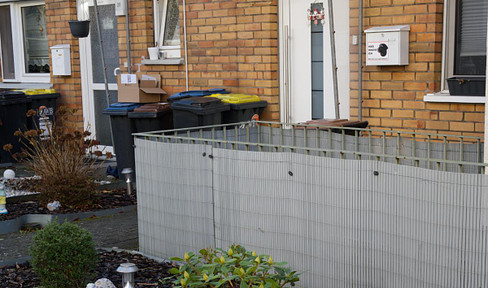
[458,0,488,57]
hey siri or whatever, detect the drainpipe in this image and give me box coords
[182,0,189,90]
[357,0,363,121]
[125,0,131,72]
[484,17,488,172]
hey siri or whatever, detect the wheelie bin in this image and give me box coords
[206,94,267,124]
[103,103,141,177]
[170,97,230,129]
[128,102,173,132]
[0,91,30,164]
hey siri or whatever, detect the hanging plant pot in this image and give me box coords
[68,20,90,38]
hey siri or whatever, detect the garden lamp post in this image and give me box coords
[121,168,133,196]
[117,262,138,288]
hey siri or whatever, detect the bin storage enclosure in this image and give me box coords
[135,122,488,288]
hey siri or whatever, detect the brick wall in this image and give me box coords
[349,0,484,137]
[125,0,280,120]
[45,0,83,130]
[38,0,280,133]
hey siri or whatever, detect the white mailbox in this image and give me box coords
[50,44,71,76]
[365,25,410,66]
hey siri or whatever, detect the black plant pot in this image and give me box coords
[69,20,90,38]
[447,76,486,96]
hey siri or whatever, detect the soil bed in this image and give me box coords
[0,249,177,288]
[0,189,136,221]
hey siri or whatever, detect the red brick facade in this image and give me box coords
[1,0,485,136]
[45,0,83,129]
[349,0,485,137]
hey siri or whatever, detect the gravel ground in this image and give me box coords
[0,207,138,266]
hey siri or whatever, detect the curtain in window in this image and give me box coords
[163,0,179,46]
[0,6,15,80]
[157,0,179,47]
[22,5,49,74]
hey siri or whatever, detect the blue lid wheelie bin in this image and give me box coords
[103,103,141,177]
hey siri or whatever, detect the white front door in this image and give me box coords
[77,0,119,148]
[279,0,350,123]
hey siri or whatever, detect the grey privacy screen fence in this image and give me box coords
[134,122,488,287]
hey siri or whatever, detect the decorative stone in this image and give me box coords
[46,201,61,211]
[87,278,116,288]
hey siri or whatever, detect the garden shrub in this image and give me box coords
[167,245,300,288]
[29,220,98,288]
[3,106,111,207]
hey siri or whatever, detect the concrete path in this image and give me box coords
[0,208,138,266]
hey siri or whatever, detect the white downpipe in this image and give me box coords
[182,0,189,90]
[484,17,488,172]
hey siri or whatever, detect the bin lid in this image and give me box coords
[171,97,230,114]
[173,96,222,107]
[128,103,171,118]
[228,100,267,110]
[103,103,142,116]
[0,91,29,105]
[298,119,369,129]
[168,88,230,103]
[14,89,56,95]
[207,94,261,104]
[132,102,170,113]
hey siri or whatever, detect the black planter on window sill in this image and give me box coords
[447,76,486,96]
[68,20,90,38]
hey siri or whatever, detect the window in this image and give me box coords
[442,0,488,91]
[21,5,49,74]
[153,0,181,59]
[0,1,49,83]
[0,6,15,80]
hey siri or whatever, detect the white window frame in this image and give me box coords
[153,0,181,59]
[0,1,50,84]
[441,0,486,93]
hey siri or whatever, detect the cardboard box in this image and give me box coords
[117,73,167,103]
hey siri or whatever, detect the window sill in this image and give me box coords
[423,93,485,104]
[0,82,53,89]
[141,58,184,66]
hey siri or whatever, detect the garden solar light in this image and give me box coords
[3,169,15,179]
[117,262,138,288]
[121,168,133,196]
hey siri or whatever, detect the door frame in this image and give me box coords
[279,0,350,123]
[77,0,118,151]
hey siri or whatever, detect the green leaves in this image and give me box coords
[29,220,98,288]
[164,245,300,288]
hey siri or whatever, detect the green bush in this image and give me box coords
[29,220,98,288]
[167,245,300,288]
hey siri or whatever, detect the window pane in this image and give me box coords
[163,0,180,46]
[0,6,15,79]
[89,4,119,84]
[454,0,488,75]
[22,5,49,74]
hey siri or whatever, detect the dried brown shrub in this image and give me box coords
[5,107,109,207]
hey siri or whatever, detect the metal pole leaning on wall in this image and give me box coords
[358,0,363,121]
[125,0,131,72]
[327,0,340,119]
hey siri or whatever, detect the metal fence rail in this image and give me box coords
[135,134,488,288]
[134,121,487,174]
